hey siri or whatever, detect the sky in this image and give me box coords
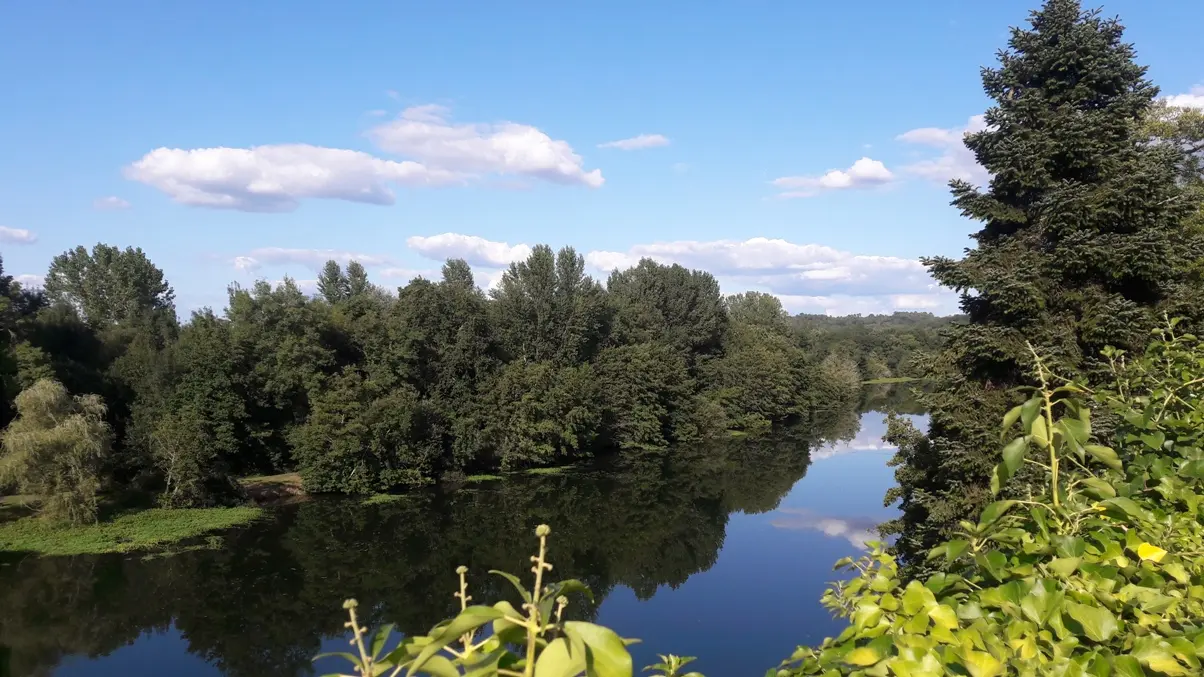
[1,0,1202,317]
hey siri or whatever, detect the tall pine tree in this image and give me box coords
[883,0,1204,571]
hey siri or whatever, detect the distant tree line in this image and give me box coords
[0,244,923,516]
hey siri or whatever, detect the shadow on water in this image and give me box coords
[0,421,867,677]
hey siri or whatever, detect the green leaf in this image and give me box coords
[990,463,1008,495]
[545,579,595,604]
[314,652,362,668]
[489,570,534,604]
[1065,602,1118,642]
[977,500,1016,531]
[1084,444,1122,471]
[1031,415,1049,445]
[1080,477,1116,499]
[535,637,585,677]
[1001,404,1024,440]
[845,646,882,667]
[1140,431,1166,451]
[1001,437,1028,477]
[1057,418,1090,448]
[414,655,459,677]
[371,624,395,660]
[1110,656,1144,677]
[563,621,633,677]
[407,607,504,677]
[1101,497,1145,520]
[960,649,1003,677]
[1020,397,1041,432]
[929,604,958,630]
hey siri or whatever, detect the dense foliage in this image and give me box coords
[774,324,1204,676]
[884,0,1204,572]
[0,242,873,515]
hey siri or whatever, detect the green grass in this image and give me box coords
[861,376,920,385]
[464,474,504,483]
[361,493,406,505]
[523,465,575,476]
[0,506,263,556]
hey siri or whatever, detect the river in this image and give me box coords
[0,411,925,677]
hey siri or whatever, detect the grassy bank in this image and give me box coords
[0,506,262,556]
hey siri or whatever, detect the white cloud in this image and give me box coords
[770,508,883,550]
[598,134,671,151]
[14,274,43,288]
[407,233,532,268]
[585,237,959,316]
[130,106,604,212]
[897,114,990,185]
[93,196,132,210]
[0,226,37,244]
[772,157,894,198]
[127,144,458,212]
[1165,85,1204,110]
[776,292,956,316]
[368,105,604,188]
[232,247,393,271]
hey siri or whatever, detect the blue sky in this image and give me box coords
[2,0,1202,316]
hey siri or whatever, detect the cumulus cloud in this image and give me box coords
[897,114,990,185]
[406,233,532,268]
[126,144,458,212]
[0,226,37,244]
[772,157,894,198]
[1166,85,1204,110]
[93,196,132,210]
[585,236,959,316]
[368,105,604,188]
[127,105,602,212]
[232,247,393,272]
[597,134,671,151]
[770,508,883,550]
[775,292,955,316]
[14,274,43,289]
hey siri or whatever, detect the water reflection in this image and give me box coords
[0,408,927,677]
[1,430,823,677]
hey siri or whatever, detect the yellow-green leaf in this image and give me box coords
[1137,542,1167,563]
[845,646,882,666]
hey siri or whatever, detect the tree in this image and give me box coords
[884,0,1204,570]
[605,259,727,363]
[44,244,176,330]
[0,379,112,524]
[345,261,371,298]
[490,246,607,364]
[316,260,349,304]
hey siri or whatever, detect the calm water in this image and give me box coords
[0,411,925,677]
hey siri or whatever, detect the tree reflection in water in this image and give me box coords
[0,421,857,677]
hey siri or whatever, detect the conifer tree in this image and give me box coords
[883,0,1204,569]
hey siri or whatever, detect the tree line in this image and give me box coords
[2,244,933,518]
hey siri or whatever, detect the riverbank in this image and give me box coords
[0,506,263,556]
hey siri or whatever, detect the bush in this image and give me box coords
[0,379,112,524]
[774,324,1204,676]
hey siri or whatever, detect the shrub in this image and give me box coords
[774,325,1204,676]
[0,379,112,524]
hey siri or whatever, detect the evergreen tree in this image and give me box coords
[883,0,1204,570]
[316,260,349,304]
[345,261,371,298]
